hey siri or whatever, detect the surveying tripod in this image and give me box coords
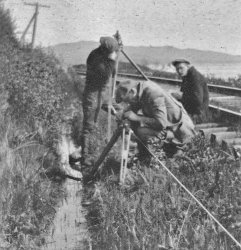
[88,110,133,185]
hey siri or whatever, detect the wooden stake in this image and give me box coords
[107,77,112,140]
[112,57,119,98]
[120,128,132,184]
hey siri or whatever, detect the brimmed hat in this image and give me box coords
[115,80,138,103]
[100,36,119,53]
[172,59,190,67]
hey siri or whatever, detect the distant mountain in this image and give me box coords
[46,41,241,67]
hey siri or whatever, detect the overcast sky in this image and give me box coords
[3,0,241,55]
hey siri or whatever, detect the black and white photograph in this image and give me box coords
[1,0,241,249]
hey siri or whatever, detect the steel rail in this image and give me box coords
[77,71,241,96]
[77,71,181,85]
[208,84,241,97]
[77,70,241,117]
[117,73,241,96]
[209,104,241,118]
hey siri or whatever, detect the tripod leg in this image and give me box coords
[90,126,122,177]
[120,129,132,185]
[107,77,112,140]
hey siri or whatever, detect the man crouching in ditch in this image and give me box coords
[115,80,196,162]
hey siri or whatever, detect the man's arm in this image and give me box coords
[124,97,167,130]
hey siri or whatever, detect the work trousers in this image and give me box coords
[82,87,104,161]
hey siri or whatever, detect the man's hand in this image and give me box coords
[123,111,140,122]
[171,91,183,101]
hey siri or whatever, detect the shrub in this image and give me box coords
[0,3,74,248]
[0,1,17,44]
[4,49,67,130]
[207,75,241,89]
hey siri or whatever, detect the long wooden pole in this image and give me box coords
[121,50,149,81]
[112,52,120,98]
[107,77,112,140]
[107,50,120,140]
[107,31,121,140]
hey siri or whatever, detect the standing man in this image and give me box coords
[172,59,209,124]
[81,36,119,171]
[115,80,196,160]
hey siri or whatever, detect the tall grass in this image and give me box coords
[86,135,241,249]
[0,3,77,248]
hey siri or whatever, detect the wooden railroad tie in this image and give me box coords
[195,123,241,158]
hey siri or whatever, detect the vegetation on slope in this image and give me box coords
[0,3,82,248]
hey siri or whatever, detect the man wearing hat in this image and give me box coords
[81,36,119,169]
[115,80,196,160]
[171,59,209,124]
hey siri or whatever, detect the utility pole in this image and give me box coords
[21,2,50,49]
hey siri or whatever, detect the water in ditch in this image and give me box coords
[42,131,90,250]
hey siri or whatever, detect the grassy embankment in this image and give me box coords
[0,4,84,249]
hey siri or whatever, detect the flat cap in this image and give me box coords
[100,36,119,53]
[172,59,190,67]
[115,80,138,103]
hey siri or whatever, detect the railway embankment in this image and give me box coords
[0,5,89,249]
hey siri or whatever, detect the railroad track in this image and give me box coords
[77,71,241,96]
[76,70,241,156]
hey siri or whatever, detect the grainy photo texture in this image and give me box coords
[0,0,241,249]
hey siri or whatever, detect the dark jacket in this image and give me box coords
[181,66,209,116]
[85,47,116,91]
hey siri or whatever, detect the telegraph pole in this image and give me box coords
[21,2,50,49]
[31,3,39,49]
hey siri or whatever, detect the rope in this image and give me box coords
[132,132,241,249]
